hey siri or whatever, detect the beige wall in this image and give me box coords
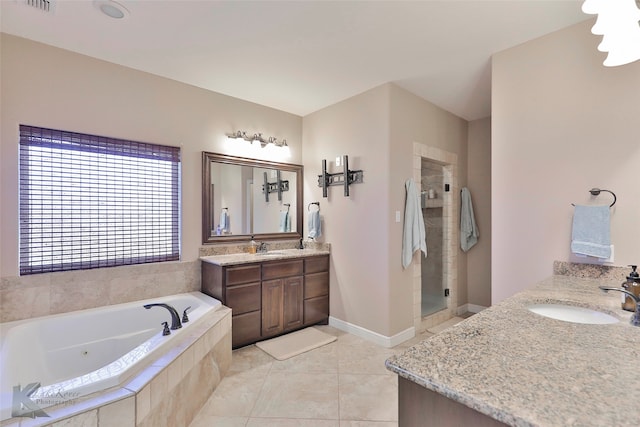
[302,84,393,336]
[0,34,302,278]
[303,83,468,338]
[467,117,491,307]
[492,20,640,303]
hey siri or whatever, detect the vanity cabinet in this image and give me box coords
[201,254,330,348]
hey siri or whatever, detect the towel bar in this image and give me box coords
[572,188,616,208]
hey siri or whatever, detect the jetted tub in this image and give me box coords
[0,292,222,421]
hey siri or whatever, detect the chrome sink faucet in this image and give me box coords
[143,303,183,330]
[257,242,268,253]
[598,286,640,326]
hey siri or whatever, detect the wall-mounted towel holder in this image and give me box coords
[262,170,289,202]
[308,202,320,211]
[572,188,617,207]
[317,155,363,197]
[282,203,290,212]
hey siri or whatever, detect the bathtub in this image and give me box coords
[0,292,222,422]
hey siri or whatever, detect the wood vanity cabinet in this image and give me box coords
[201,254,330,348]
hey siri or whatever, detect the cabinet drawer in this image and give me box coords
[305,272,329,299]
[226,264,261,285]
[262,260,303,280]
[304,295,329,325]
[305,255,329,274]
[226,282,261,315]
[232,310,262,348]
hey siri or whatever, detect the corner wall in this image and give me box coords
[303,83,468,340]
[492,20,640,303]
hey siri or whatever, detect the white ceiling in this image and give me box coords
[1,0,590,121]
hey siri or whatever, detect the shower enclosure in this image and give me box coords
[421,159,446,316]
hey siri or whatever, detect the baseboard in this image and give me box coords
[328,316,414,348]
[457,303,487,315]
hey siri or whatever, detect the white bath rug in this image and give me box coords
[427,317,465,334]
[256,327,337,361]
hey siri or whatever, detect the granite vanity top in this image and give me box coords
[200,248,330,266]
[386,275,640,427]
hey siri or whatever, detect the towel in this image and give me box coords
[571,205,611,259]
[220,209,229,232]
[402,178,427,269]
[460,187,479,252]
[279,211,291,232]
[308,210,322,239]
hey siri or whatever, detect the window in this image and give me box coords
[19,125,181,275]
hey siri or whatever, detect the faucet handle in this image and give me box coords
[182,306,191,323]
[161,321,171,336]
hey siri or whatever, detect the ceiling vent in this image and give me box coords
[24,0,56,14]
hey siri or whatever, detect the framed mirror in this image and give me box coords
[202,152,303,244]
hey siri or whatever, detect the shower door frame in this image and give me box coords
[412,142,459,332]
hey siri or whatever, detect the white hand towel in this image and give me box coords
[402,178,426,269]
[308,210,322,239]
[220,209,229,232]
[571,205,611,259]
[279,211,289,232]
[460,187,479,252]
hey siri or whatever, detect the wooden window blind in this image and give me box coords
[19,125,181,275]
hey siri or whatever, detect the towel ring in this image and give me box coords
[571,188,616,208]
[308,202,320,211]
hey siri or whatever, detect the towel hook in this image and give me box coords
[283,203,290,212]
[571,188,616,208]
[308,202,320,211]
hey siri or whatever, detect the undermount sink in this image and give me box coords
[527,303,619,325]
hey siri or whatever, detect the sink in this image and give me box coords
[527,303,619,325]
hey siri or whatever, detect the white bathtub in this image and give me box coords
[0,292,222,421]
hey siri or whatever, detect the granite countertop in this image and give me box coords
[386,275,640,427]
[200,248,330,266]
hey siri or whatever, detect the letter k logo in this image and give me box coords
[11,383,49,418]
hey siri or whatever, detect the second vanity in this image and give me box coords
[201,248,330,348]
[386,268,640,427]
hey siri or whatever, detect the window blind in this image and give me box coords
[19,125,181,275]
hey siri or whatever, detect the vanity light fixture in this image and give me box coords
[226,131,288,149]
[582,0,640,66]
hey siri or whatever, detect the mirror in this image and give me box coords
[202,152,303,244]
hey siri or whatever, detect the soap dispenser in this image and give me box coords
[248,235,258,254]
[621,265,640,312]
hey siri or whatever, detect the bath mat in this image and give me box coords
[256,327,337,361]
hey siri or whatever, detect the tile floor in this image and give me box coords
[189,317,470,427]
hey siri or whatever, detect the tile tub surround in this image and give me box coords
[200,247,330,267]
[1,307,232,427]
[386,275,640,427]
[0,261,201,323]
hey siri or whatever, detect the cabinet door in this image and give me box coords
[262,279,284,337]
[283,276,304,331]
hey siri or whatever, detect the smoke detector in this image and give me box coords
[23,0,56,13]
[94,0,130,20]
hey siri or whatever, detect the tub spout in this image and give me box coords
[143,303,182,330]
